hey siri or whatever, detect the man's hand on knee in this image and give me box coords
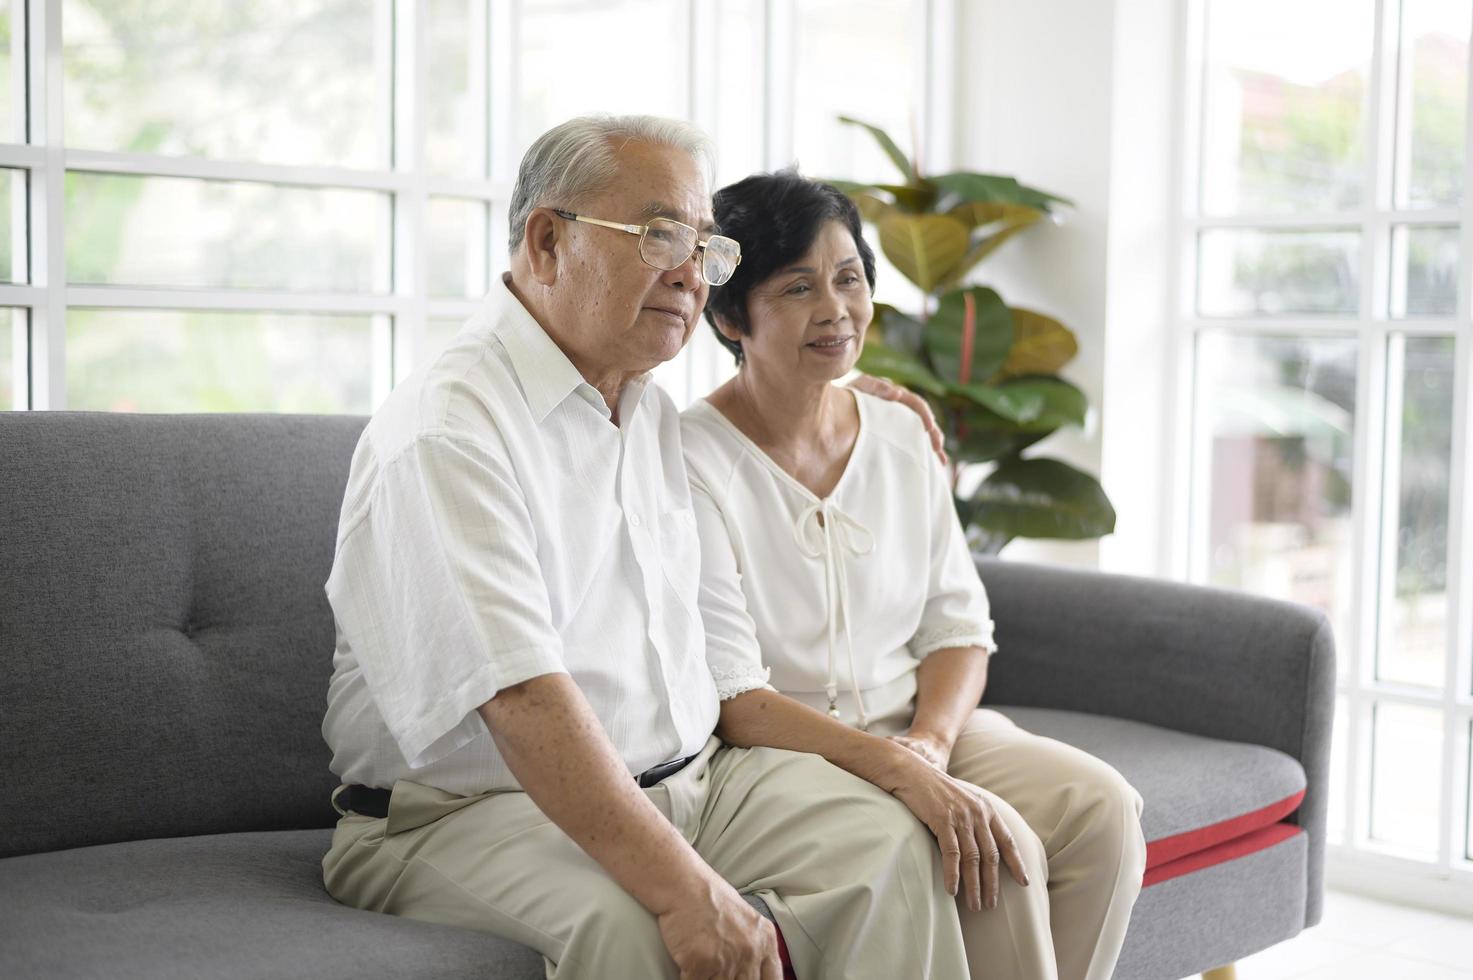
[655,879,782,980]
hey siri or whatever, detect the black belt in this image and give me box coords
[635,752,698,788]
[341,753,699,819]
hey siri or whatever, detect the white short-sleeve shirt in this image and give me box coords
[680,389,996,734]
[323,275,721,795]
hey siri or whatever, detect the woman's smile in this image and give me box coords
[806,335,855,354]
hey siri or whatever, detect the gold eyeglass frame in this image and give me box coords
[551,208,742,286]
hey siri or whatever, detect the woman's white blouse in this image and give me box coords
[680,390,997,733]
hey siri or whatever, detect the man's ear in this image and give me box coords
[522,208,562,286]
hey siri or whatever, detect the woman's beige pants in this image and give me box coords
[322,737,970,979]
[947,708,1147,980]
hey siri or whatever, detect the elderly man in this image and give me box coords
[319,115,970,979]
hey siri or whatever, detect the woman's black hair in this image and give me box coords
[704,169,877,364]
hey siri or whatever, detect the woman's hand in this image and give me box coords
[888,731,952,770]
[877,745,1030,912]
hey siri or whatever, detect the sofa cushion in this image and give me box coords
[0,829,544,980]
[993,706,1306,881]
[0,413,367,858]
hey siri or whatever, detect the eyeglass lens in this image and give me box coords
[640,218,740,286]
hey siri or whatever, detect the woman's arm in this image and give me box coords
[718,688,1029,911]
[895,646,990,768]
[716,687,912,786]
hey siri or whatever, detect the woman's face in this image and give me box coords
[735,219,873,386]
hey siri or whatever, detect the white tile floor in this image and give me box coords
[1182,889,1473,979]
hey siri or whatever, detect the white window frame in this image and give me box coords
[4,0,953,415]
[1167,0,1473,915]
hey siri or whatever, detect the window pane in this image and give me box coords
[66,309,378,413]
[427,316,465,358]
[1370,702,1443,857]
[1391,225,1459,316]
[1196,333,1358,646]
[65,173,390,293]
[516,0,687,157]
[1,307,21,410]
[1377,335,1455,689]
[0,167,25,283]
[425,0,486,177]
[1328,694,1349,844]
[63,0,387,168]
[1467,719,1473,859]
[1201,0,1373,214]
[1198,229,1360,316]
[427,197,488,300]
[712,2,764,187]
[1395,0,1470,208]
[0,1,21,143]
[792,0,917,182]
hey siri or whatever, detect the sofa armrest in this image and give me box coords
[976,559,1336,925]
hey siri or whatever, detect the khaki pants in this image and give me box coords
[322,737,970,979]
[946,709,1147,980]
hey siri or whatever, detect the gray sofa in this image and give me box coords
[0,412,1334,980]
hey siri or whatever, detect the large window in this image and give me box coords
[1,0,945,415]
[1178,0,1473,905]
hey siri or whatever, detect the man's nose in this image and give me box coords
[660,249,703,291]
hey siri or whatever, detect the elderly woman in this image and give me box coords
[681,170,1147,980]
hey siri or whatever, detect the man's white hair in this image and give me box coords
[507,114,716,253]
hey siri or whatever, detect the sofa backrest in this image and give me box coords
[0,412,366,858]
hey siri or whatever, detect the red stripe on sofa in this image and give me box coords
[1143,822,1302,887]
[1146,789,1306,869]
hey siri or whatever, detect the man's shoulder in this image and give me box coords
[337,334,526,509]
[375,331,527,451]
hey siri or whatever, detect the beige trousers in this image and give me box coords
[322,736,970,980]
[946,709,1147,980]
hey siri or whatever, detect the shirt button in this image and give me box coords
[629,513,643,527]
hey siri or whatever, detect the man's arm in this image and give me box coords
[479,674,779,980]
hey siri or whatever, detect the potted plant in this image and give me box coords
[829,116,1115,555]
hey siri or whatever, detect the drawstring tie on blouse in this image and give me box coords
[794,499,875,730]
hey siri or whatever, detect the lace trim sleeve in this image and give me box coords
[910,622,998,660]
[709,663,773,701]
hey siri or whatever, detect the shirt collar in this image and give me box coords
[489,274,653,424]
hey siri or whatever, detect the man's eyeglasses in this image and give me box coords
[552,209,742,287]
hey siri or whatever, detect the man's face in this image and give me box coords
[546,140,714,377]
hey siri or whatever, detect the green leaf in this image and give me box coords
[992,309,1078,380]
[930,172,1072,210]
[877,213,970,293]
[967,457,1116,540]
[951,382,1045,423]
[838,115,918,183]
[946,201,1044,234]
[871,303,926,357]
[961,376,1087,429]
[944,399,1051,463]
[924,286,1014,386]
[855,336,948,397]
[873,182,939,212]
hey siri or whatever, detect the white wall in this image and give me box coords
[951,0,1180,575]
